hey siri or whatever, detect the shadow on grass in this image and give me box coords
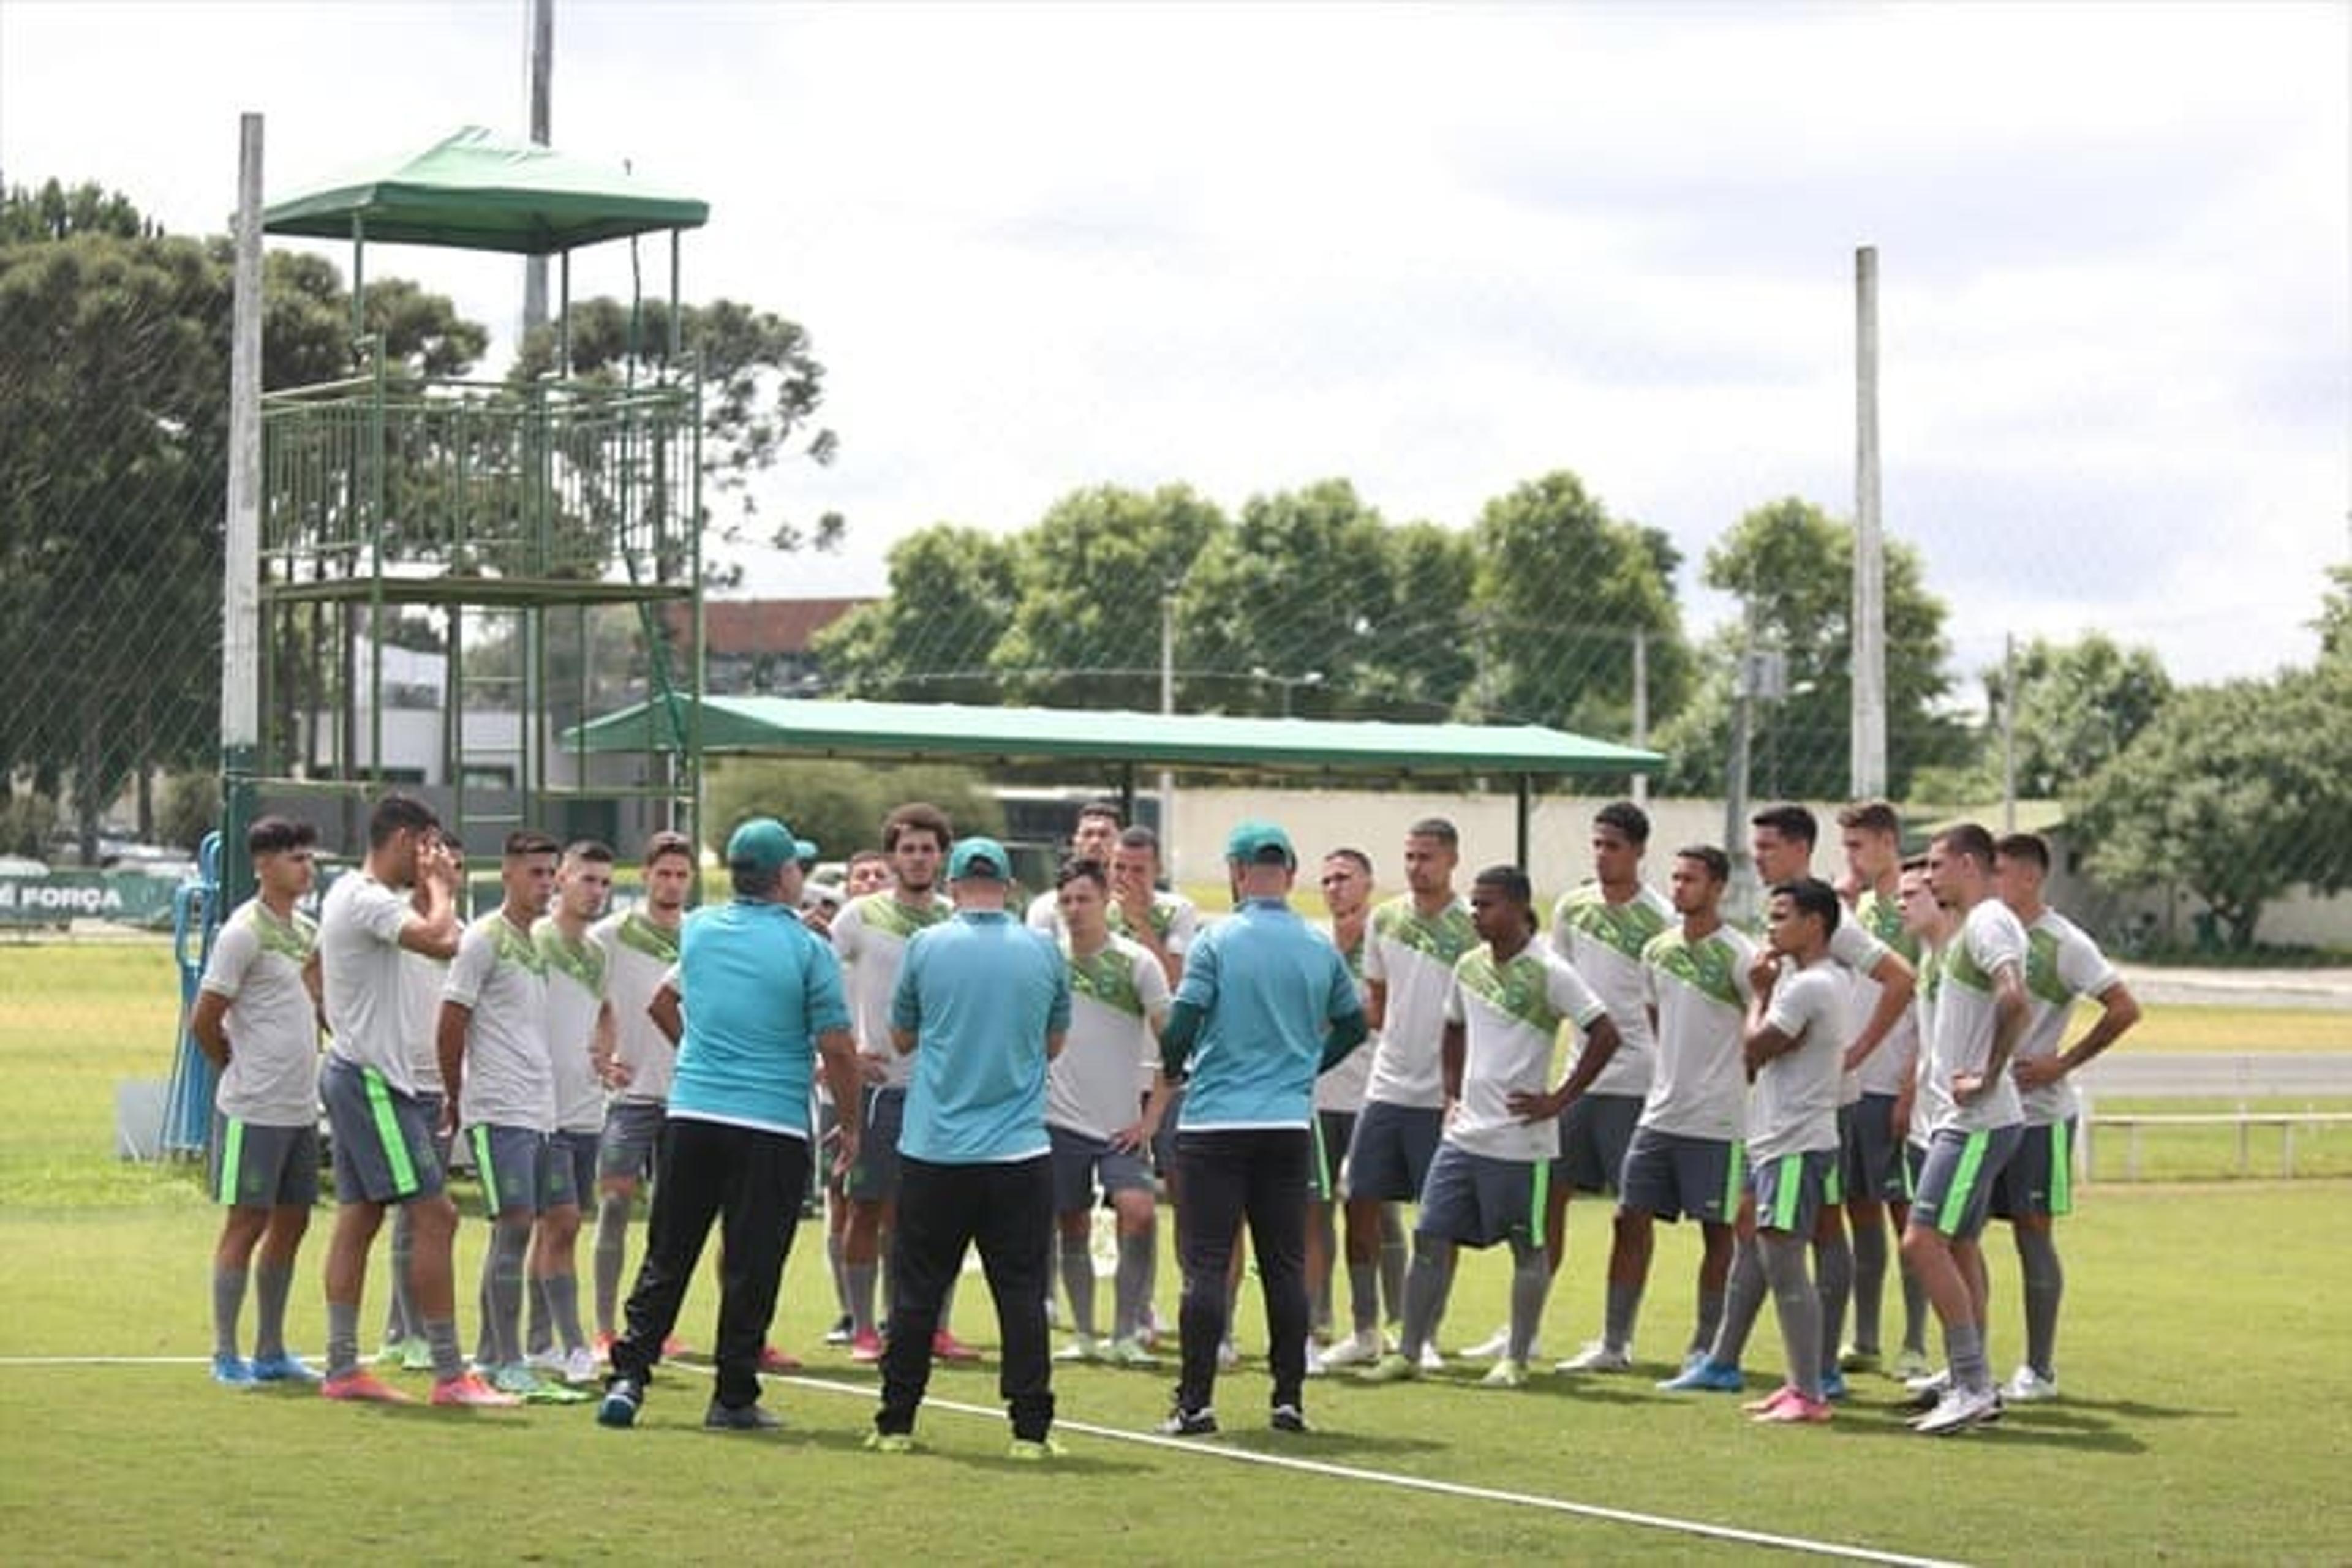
[1828,1403,2157,1455]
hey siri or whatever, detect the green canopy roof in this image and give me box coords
[263,126,708,255]
[565,696,1664,777]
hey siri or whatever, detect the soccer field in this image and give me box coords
[4,941,2347,1561]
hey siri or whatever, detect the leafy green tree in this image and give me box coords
[1986,633,2172,799]
[2074,666,2352,949]
[1656,496,1961,798]
[518,296,840,587]
[2317,562,2352,668]
[815,524,1020,701]
[991,484,1225,710]
[1466,471,1691,737]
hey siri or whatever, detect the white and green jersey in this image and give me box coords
[1443,943,1608,1161]
[833,891,954,1089]
[2017,908,2121,1126]
[590,909,680,1106]
[445,912,555,1133]
[1551,882,1673,1099]
[1638,921,1758,1140]
[400,949,449,1093]
[1027,888,1198,961]
[1049,933,1170,1140]
[1925,899,2028,1136]
[200,899,320,1128]
[1314,922,1376,1114]
[1850,885,1922,1099]
[535,918,609,1135]
[319,872,426,1095]
[1362,894,1479,1109]
[1749,956,1848,1161]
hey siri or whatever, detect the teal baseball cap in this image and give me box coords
[727,816,817,873]
[1224,819,1296,869]
[947,836,1011,881]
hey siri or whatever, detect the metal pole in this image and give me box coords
[1158,589,1175,869]
[221,113,265,911]
[1852,245,1888,798]
[1631,625,1649,806]
[2002,631,2018,833]
[1725,608,1758,921]
[522,0,553,336]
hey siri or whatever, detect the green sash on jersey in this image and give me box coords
[1558,885,1668,961]
[1942,931,1992,995]
[1371,899,1477,966]
[1647,929,1742,1010]
[1456,948,1566,1037]
[536,924,606,994]
[1854,888,1920,965]
[612,910,679,965]
[1065,943,1147,1018]
[2024,927,2076,1009]
[854,892,953,940]
[244,903,318,965]
[478,913,548,975]
[1109,895,1180,941]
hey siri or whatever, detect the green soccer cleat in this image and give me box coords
[1359,1352,1419,1384]
[1480,1357,1529,1389]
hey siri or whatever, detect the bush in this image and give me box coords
[0,790,59,859]
[156,771,221,852]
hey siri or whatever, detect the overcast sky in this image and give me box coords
[4,1,2345,693]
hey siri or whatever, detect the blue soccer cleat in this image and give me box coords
[1657,1357,1744,1393]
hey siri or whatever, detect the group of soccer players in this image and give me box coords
[192,785,2135,1441]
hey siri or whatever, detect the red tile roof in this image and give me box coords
[662,597,872,655]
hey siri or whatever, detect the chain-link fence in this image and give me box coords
[6,184,2349,1200]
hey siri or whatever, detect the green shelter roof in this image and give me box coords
[565,696,1664,777]
[263,126,708,255]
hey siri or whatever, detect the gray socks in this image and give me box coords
[384,1204,416,1344]
[1814,1228,1853,1370]
[1850,1213,1888,1355]
[426,1316,464,1381]
[1947,1319,1990,1395]
[213,1267,249,1360]
[1508,1242,1552,1362]
[480,1219,532,1368]
[1060,1231,1098,1340]
[1309,1205,1337,1332]
[542,1272,586,1355]
[1603,1277,1643,1356]
[527,1275,552,1360]
[253,1262,294,1362]
[846,1261,880,1336]
[2015,1226,2064,1380]
[1900,1249,1930,1355]
[326,1300,361,1378]
[1379,1206,1409,1324]
[594,1193,630,1338]
[1114,1231,1155,1341]
[1761,1231,1822,1399]
[1398,1238,1457,1361]
[1709,1235,1766,1367]
[826,1225,849,1316]
[1694,1286,1725,1359]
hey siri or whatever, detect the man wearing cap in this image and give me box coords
[869,837,1072,1459]
[598,817,861,1433]
[1156,821,1367,1437]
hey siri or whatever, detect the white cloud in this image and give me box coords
[2,0,2343,684]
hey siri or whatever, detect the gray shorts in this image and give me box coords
[598,1098,666,1182]
[321,1056,445,1205]
[1346,1100,1443,1202]
[1991,1118,2078,1221]
[549,1128,598,1212]
[1748,1147,1837,1235]
[1911,1125,2024,1242]
[467,1124,568,1218]
[1310,1109,1357,1200]
[1840,1095,1909,1205]
[1049,1125,1154,1213]
[846,1086,906,1205]
[1618,1125,1740,1225]
[210,1112,320,1210]
[1554,1092,1642,1195]
[1415,1143,1546,1249]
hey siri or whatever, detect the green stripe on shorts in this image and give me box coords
[217,1117,246,1205]
[363,1067,419,1197]
[1724,1140,1745,1221]
[1939,1130,1991,1233]
[2048,1121,2073,1217]
[1772,1154,1802,1230]
[470,1124,498,1212]
[1823,1158,1844,1208]
[1310,1117,1332,1202]
[1529,1158,1551,1237]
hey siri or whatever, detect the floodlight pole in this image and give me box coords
[1159,588,1176,871]
[1852,245,1888,799]
[522,0,554,336]
[221,112,265,913]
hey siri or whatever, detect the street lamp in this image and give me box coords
[1251,666,1324,717]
